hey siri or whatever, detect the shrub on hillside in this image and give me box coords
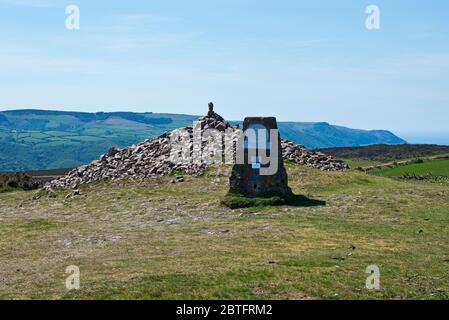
[0,173,40,193]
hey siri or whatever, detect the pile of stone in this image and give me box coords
[281,140,349,171]
[45,128,207,190]
[44,104,348,190]
[197,102,233,131]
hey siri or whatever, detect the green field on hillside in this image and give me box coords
[370,159,449,178]
[1,164,448,300]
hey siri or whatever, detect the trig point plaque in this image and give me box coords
[229,117,291,198]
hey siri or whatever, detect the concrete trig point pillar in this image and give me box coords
[229,117,291,198]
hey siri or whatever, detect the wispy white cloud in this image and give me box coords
[39,11,202,54]
[0,1,448,134]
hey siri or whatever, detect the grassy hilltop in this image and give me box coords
[1,163,448,300]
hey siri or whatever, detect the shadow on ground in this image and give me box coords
[286,194,326,207]
[221,192,326,209]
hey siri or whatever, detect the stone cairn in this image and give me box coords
[281,140,349,171]
[44,103,348,190]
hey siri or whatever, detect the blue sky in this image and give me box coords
[0,0,448,139]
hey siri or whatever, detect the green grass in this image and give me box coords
[221,193,326,209]
[370,159,449,177]
[344,159,383,169]
[1,164,449,300]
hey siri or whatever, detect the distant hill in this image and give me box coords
[0,109,406,172]
[319,144,449,162]
[277,122,405,148]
